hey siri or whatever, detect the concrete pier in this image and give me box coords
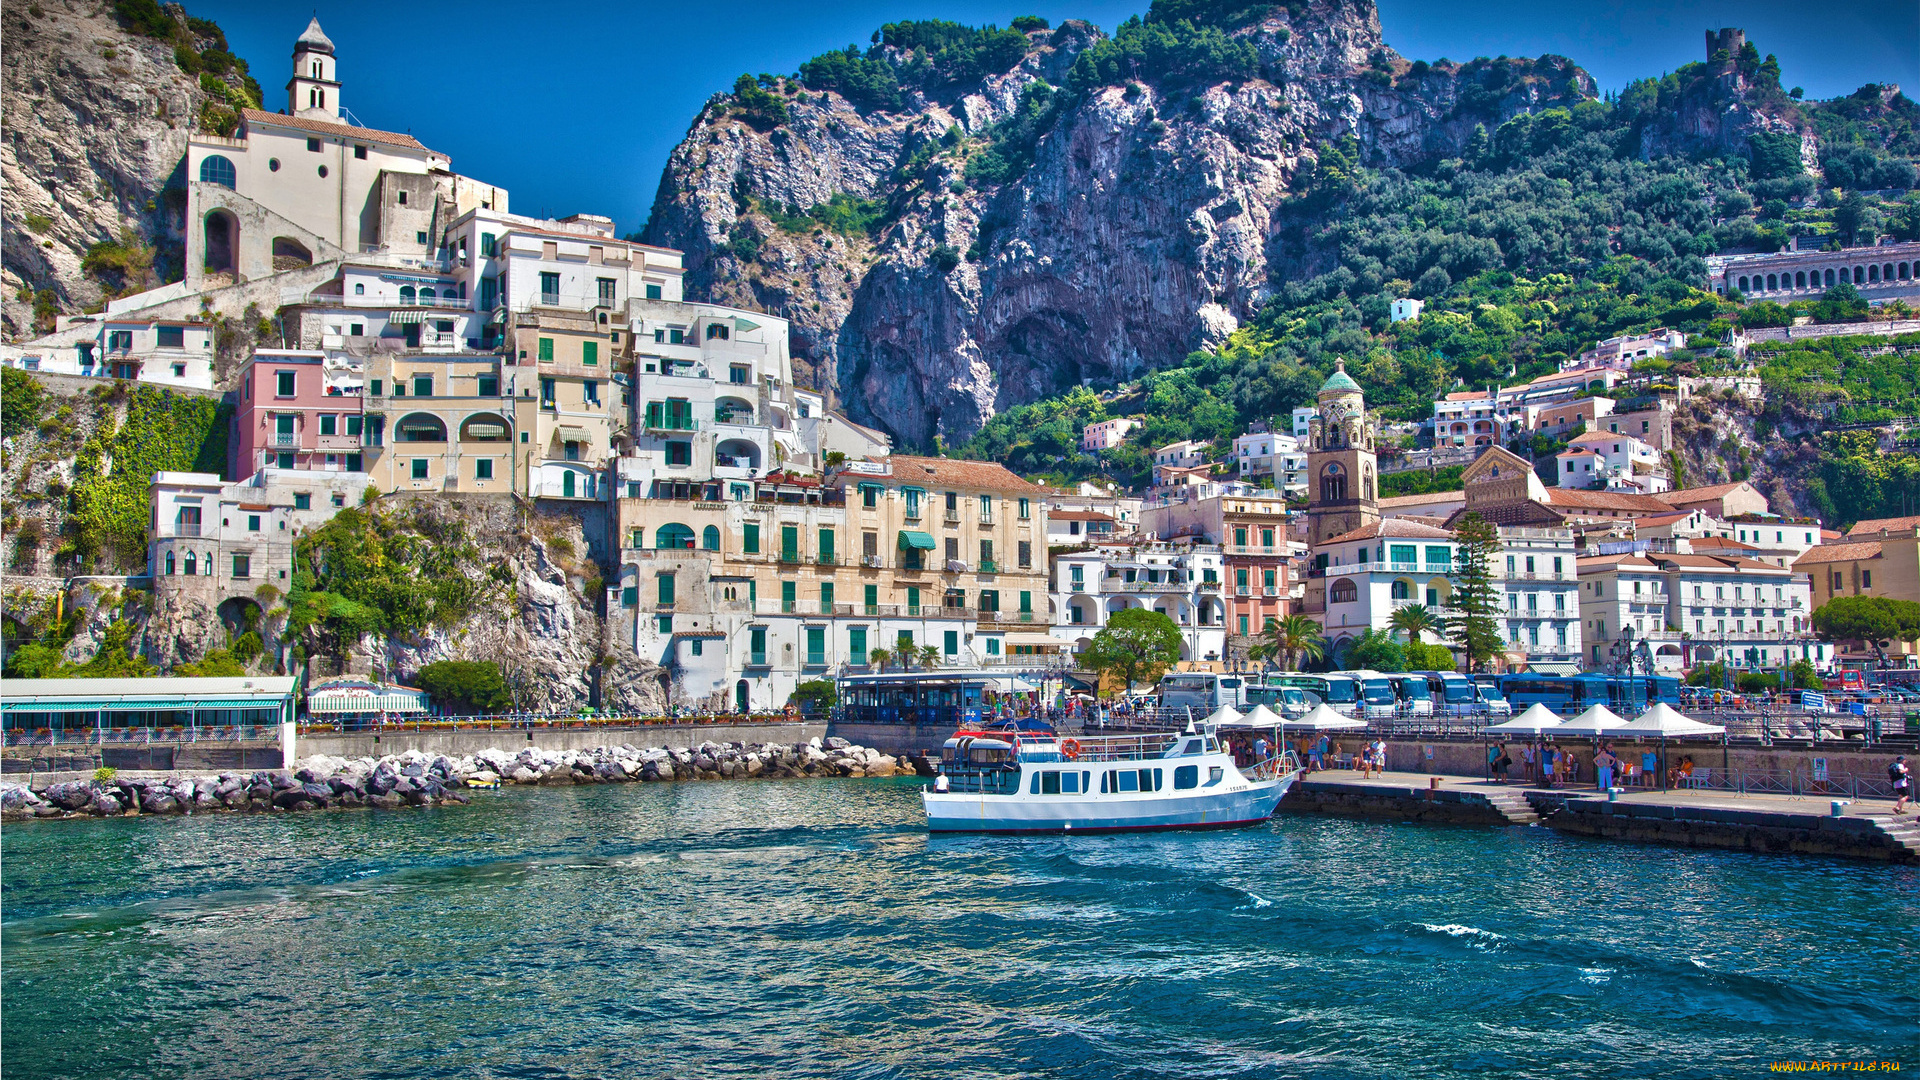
[1283,769,1920,864]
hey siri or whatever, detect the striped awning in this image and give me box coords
[898,530,935,550]
[387,310,428,324]
[307,685,429,714]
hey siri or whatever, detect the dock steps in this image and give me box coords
[1478,789,1544,825]
[1860,814,1920,860]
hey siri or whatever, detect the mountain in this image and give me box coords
[0,0,264,337]
[640,2,1914,450]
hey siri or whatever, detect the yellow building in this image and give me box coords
[360,351,515,494]
[508,310,624,500]
[1796,519,1920,664]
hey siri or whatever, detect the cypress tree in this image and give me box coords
[1447,513,1505,672]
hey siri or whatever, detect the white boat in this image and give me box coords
[922,723,1300,834]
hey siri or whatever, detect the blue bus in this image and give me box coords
[1414,671,1481,717]
[1495,673,1680,714]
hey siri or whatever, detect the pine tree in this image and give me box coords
[1447,512,1505,672]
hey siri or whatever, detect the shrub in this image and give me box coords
[730,74,789,130]
[415,660,511,714]
[930,244,961,273]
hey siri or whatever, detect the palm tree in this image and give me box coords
[1389,603,1445,645]
[867,647,892,673]
[1252,615,1326,672]
[917,644,943,671]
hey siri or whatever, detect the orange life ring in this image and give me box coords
[1060,738,1081,761]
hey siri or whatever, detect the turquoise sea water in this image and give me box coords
[3,779,1916,1079]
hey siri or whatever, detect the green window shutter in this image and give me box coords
[820,582,834,612]
[864,584,878,613]
[646,401,663,428]
[849,626,867,665]
[1019,590,1032,613]
[907,586,920,613]
[806,627,825,665]
[781,580,796,612]
[621,586,637,607]
[781,525,798,560]
[818,528,834,561]
[944,630,958,655]
[1234,527,1247,546]
[743,523,759,553]
[582,341,598,366]
[657,573,674,606]
[538,337,554,361]
[749,580,756,605]
[898,630,914,652]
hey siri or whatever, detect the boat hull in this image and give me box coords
[922,773,1295,834]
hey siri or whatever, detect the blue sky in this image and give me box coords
[189,0,1918,235]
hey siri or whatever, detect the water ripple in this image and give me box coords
[4,780,1916,1079]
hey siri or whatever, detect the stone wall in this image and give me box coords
[301,720,825,760]
[1280,779,1519,825]
[1534,795,1917,863]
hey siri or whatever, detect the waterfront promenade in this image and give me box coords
[1289,769,1920,862]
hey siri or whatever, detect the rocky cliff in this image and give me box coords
[642,1,1601,448]
[1,0,258,337]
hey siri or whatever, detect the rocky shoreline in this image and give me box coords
[0,737,921,822]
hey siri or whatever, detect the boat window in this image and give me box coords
[1062,771,1080,794]
[1150,769,1162,791]
[1182,739,1205,756]
[1030,771,1040,795]
[1174,765,1199,790]
[1116,770,1139,793]
[1208,766,1224,785]
[1041,771,1061,795]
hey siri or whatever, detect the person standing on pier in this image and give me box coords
[1892,756,1911,814]
[1594,745,1619,793]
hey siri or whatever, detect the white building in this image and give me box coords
[1431,388,1532,448]
[1291,406,1317,439]
[1569,328,1686,372]
[1080,417,1139,452]
[1232,431,1306,494]
[1153,439,1209,471]
[1578,549,1822,674]
[1051,542,1229,666]
[1494,527,1583,670]
[1389,297,1425,323]
[1555,432,1669,495]
[1306,519,1462,662]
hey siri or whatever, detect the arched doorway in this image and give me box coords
[271,237,313,271]
[202,210,238,279]
[735,680,750,713]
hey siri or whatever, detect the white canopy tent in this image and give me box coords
[1555,704,1628,737]
[1202,704,1244,728]
[1613,703,1725,738]
[1485,704,1564,735]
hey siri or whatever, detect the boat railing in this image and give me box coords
[1050,732,1179,764]
[1245,749,1304,783]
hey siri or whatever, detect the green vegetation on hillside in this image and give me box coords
[286,505,506,668]
[68,387,230,569]
[110,0,262,132]
[952,31,1915,489]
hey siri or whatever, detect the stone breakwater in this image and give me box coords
[0,737,917,822]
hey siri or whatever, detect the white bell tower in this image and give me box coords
[287,17,341,121]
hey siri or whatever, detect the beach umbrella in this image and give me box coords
[1555,703,1627,736]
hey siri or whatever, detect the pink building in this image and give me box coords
[231,350,367,481]
[1081,417,1139,452]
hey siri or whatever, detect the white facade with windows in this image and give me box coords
[1494,527,1583,667]
[1308,520,1460,660]
[1049,543,1229,665]
[1578,551,1822,674]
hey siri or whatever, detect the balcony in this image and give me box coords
[1388,561,1419,572]
[643,417,703,434]
[978,611,1040,624]
[1197,580,1221,592]
[1132,580,1188,593]
[161,523,202,538]
[272,433,300,448]
[978,514,994,526]
[944,510,962,525]
[978,559,999,574]
[778,550,802,565]
[815,554,841,567]
[861,555,885,569]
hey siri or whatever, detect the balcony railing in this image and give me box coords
[778,550,802,564]
[272,433,299,447]
[816,554,841,567]
[978,559,999,573]
[944,510,962,524]
[162,523,202,538]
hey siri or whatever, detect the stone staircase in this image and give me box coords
[1859,813,1920,863]
[1478,788,1546,825]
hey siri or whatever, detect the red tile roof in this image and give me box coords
[241,109,430,151]
[1845,514,1920,536]
[1321,518,1454,544]
[1545,488,1673,512]
[1654,481,1753,505]
[882,454,1047,493]
[1794,541,1884,566]
[1377,490,1466,507]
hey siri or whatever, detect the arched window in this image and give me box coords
[1320,463,1347,503]
[1738,276,1749,292]
[1766,274,1778,291]
[399,285,416,303]
[184,552,198,576]
[1825,268,1836,287]
[164,550,176,575]
[656,523,695,549]
[420,287,436,301]
[1391,580,1410,600]
[199,155,236,189]
[702,525,720,551]
[1794,271,1806,289]
[1330,578,1358,604]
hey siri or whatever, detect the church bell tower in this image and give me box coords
[1305,358,1380,547]
[288,17,341,121]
